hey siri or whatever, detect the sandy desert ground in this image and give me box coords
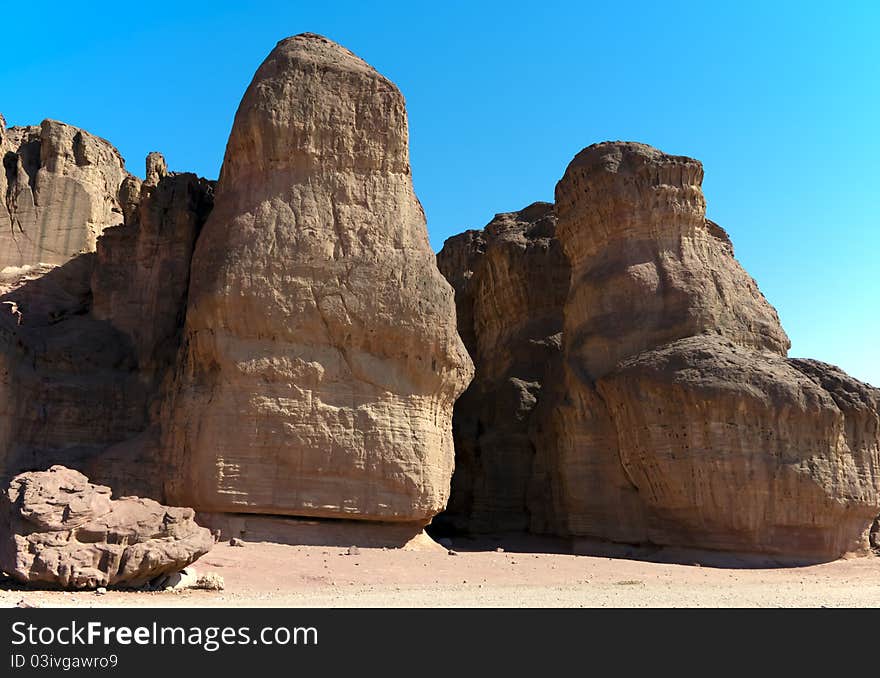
[3,536,880,608]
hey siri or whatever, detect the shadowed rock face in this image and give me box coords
[435,203,569,532]
[0,119,130,270]
[163,34,473,523]
[441,141,880,559]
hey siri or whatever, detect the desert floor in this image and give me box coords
[3,536,880,608]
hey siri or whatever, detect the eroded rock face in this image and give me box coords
[91,161,214,374]
[0,153,213,501]
[442,141,880,559]
[596,336,880,556]
[0,118,130,270]
[554,142,790,378]
[0,466,212,588]
[164,34,473,523]
[435,203,568,532]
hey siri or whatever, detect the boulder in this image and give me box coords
[163,34,473,524]
[596,336,880,557]
[0,465,212,588]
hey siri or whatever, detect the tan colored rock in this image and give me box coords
[554,142,789,378]
[533,141,880,557]
[145,151,168,186]
[435,203,569,532]
[0,152,212,502]
[596,336,880,557]
[0,465,212,589]
[442,141,880,558]
[163,34,473,523]
[0,118,129,270]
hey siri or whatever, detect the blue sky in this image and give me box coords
[2,1,877,385]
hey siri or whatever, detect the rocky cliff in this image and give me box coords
[441,142,880,559]
[163,34,473,525]
[0,35,472,547]
[1,119,129,270]
[0,147,213,501]
[2,37,878,559]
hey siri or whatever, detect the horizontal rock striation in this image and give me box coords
[435,202,569,532]
[164,34,473,525]
[1,119,130,270]
[441,141,880,559]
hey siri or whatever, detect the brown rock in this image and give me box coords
[0,152,213,501]
[163,34,473,524]
[871,516,880,551]
[0,465,212,589]
[145,151,168,186]
[0,119,130,270]
[554,141,789,379]
[91,153,214,373]
[596,336,880,556]
[536,141,880,557]
[435,202,569,532]
[442,141,880,559]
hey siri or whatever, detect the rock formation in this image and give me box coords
[435,203,568,532]
[163,33,473,527]
[1,119,129,270]
[3,40,878,560]
[0,465,212,589]
[0,146,213,501]
[441,142,880,559]
[0,36,471,547]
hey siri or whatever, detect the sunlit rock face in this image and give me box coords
[442,141,880,559]
[0,118,130,271]
[163,34,473,523]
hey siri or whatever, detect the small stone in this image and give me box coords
[346,546,360,556]
[229,537,245,547]
[194,572,225,591]
[212,529,222,542]
[16,599,38,608]
[496,547,504,553]
[447,549,458,556]
[96,587,107,595]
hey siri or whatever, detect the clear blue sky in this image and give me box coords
[2,1,877,385]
